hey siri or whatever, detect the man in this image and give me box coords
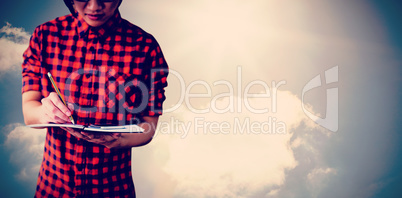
[21,0,169,197]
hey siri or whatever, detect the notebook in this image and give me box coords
[27,123,144,133]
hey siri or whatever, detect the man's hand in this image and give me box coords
[40,92,74,124]
[22,91,74,125]
[63,127,122,149]
[82,132,122,148]
[23,91,159,149]
[65,116,159,149]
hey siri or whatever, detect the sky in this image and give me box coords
[0,0,401,197]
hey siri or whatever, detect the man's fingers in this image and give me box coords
[48,92,72,116]
[67,102,75,112]
[82,132,104,140]
[62,127,87,139]
[41,93,72,123]
[81,132,94,139]
[102,134,118,143]
[42,100,70,123]
[81,132,118,145]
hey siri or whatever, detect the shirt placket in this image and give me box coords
[73,141,86,197]
[79,30,98,120]
[74,30,98,197]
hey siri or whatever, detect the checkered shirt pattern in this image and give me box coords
[22,11,168,198]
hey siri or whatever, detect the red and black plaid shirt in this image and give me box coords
[22,11,168,198]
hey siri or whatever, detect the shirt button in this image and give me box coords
[77,164,83,171]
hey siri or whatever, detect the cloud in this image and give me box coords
[1,1,398,198]
[1,95,332,198]
[307,167,337,197]
[0,22,30,73]
[120,1,400,196]
[3,123,46,183]
[138,90,326,198]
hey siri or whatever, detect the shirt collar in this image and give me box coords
[76,11,122,40]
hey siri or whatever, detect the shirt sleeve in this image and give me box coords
[142,37,169,117]
[21,25,43,94]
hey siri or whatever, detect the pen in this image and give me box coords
[47,72,75,124]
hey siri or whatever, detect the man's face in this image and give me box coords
[73,0,120,27]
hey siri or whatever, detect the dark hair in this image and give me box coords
[63,0,75,15]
